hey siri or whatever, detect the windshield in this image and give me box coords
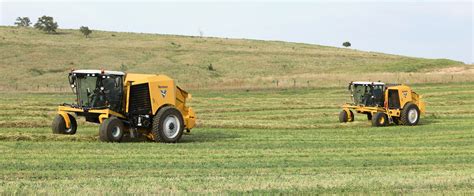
[352,84,367,105]
[77,75,98,107]
[74,74,124,112]
[351,84,385,106]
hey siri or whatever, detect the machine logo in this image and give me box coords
[402,91,408,98]
[161,90,167,98]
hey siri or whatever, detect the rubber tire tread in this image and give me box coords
[52,114,65,134]
[152,106,185,143]
[400,103,420,126]
[372,112,388,127]
[99,117,125,142]
[339,110,348,123]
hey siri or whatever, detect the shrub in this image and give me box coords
[79,26,92,38]
[208,63,215,71]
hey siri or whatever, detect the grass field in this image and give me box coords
[1,82,473,194]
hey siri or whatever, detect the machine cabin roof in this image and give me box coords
[352,81,385,86]
[72,69,125,76]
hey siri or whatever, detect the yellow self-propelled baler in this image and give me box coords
[52,69,196,143]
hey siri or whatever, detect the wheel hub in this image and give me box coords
[164,115,180,138]
[408,108,418,123]
[111,126,121,138]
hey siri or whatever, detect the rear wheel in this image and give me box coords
[152,106,185,143]
[99,117,125,142]
[372,112,388,127]
[401,103,420,126]
[52,114,77,135]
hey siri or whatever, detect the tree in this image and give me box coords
[34,15,58,33]
[342,41,351,47]
[14,17,31,27]
[80,26,92,38]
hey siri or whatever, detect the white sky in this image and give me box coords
[1,0,473,63]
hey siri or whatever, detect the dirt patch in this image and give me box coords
[430,66,474,74]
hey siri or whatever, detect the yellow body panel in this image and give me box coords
[58,111,71,129]
[58,106,126,119]
[124,73,196,130]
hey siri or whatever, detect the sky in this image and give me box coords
[1,0,473,63]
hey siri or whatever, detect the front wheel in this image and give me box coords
[372,112,388,127]
[99,117,125,142]
[152,106,185,143]
[52,114,77,135]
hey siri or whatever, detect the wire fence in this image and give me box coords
[1,73,472,92]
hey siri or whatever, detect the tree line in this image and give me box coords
[14,16,92,38]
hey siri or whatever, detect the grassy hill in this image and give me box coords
[0,26,468,91]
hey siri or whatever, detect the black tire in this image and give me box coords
[99,117,125,142]
[152,106,185,143]
[372,112,388,127]
[52,114,77,134]
[339,110,348,123]
[367,113,372,121]
[400,103,420,126]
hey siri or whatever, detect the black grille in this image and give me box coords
[129,84,151,114]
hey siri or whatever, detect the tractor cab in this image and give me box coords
[348,81,385,107]
[68,70,125,112]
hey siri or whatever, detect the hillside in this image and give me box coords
[0,26,468,91]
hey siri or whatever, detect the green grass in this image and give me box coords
[0,83,473,194]
[0,26,468,91]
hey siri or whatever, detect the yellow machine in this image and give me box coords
[339,81,425,126]
[52,69,196,143]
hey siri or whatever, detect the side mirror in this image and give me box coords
[68,75,76,85]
